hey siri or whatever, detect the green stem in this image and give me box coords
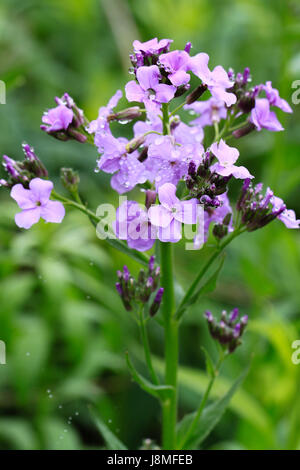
[170,101,186,117]
[179,352,225,449]
[138,306,159,385]
[175,228,244,320]
[160,242,178,450]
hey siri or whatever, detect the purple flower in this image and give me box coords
[148,182,198,242]
[94,133,146,193]
[41,105,73,133]
[189,54,236,106]
[146,136,189,188]
[88,90,122,134]
[210,139,253,179]
[262,81,292,113]
[159,50,191,86]
[113,200,156,251]
[271,196,300,229]
[133,38,172,56]
[250,98,284,132]
[125,65,176,110]
[185,97,227,127]
[10,178,65,229]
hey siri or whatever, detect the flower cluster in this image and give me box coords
[1,143,48,188]
[237,178,299,231]
[41,93,89,143]
[115,256,163,315]
[205,308,248,353]
[1,36,298,245]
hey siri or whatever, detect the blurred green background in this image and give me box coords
[0,0,300,450]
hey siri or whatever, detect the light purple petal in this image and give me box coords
[42,105,73,131]
[40,200,65,223]
[174,199,198,224]
[231,165,254,179]
[210,86,237,106]
[157,218,182,243]
[125,80,145,103]
[10,184,36,209]
[277,209,300,229]
[148,205,173,228]
[15,207,41,229]
[158,183,179,209]
[136,65,161,91]
[29,178,53,204]
[189,53,210,82]
[154,83,176,103]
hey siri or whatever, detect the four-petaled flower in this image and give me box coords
[10,178,65,229]
[159,50,191,86]
[250,98,284,132]
[148,183,198,242]
[125,65,176,110]
[41,105,73,133]
[189,53,236,106]
[210,139,254,179]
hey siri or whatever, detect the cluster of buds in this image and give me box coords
[60,168,80,195]
[185,155,232,208]
[115,256,164,316]
[129,39,172,73]
[237,178,285,231]
[205,308,248,353]
[0,143,48,188]
[212,212,232,240]
[41,93,89,143]
[228,67,257,114]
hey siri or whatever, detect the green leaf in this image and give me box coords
[91,409,127,450]
[201,347,215,379]
[126,352,174,401]
[176,255,225,319]
[177,365,249,449]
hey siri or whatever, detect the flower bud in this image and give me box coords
[149,288,164,317]
[186,84,208,105]
[60,168,80,194]
[108,107,142,122]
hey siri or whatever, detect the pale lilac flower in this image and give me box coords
[10,178,65,229]
[271,196,300,229]
[147,136,188,188]
[210,139,254,179]
[113,200,156,251]
[125,65,176,109]
[250,98,284,132]
[41,105,73,133]
[189,54,236,106]
[148,182,198,242]
[88,90,122,134]
[185,97,227,127]
[262,81,292,113]
[159,50,191,86]
[133,38,172,55]
[95,133,146,193]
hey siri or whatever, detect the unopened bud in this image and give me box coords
[186,84,208,105]
[149,288,164,317]
[60,168,80,194]
[233,122,255,139]
[126,135,146,153]
[108,106,142,122]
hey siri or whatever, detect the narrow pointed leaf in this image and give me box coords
[91,409,127,450]
[177,364,249,449]
[126,352,173,401]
